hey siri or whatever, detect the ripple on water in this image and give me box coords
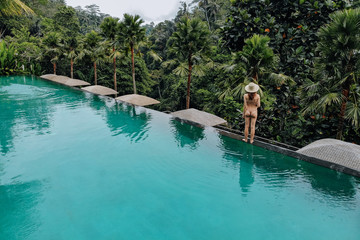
[1,84,58,101]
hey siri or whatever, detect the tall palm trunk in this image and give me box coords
[70,58,73,78]
[337,59,354,139]
[131,45,137,94]
[186,55,192,109]
[204,9,211,31]
[94,61,97,85]
[336,84,350,139]
[53,62,56,74]
[113,46,117,92]
[252,71,258,82]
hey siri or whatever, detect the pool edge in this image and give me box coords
[214,125,360,178]
[37,75,360,178]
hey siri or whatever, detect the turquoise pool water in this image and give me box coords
[1,75,359,240]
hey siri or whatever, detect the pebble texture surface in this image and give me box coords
[297,138,360,173]
[116,94,160,106]
[171,108,227,127]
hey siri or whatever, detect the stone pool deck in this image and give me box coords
[81,85,118,96]
[116,94,160,106]
[297,139,360,175]
[171,108,227,127]
[41,74,90,87]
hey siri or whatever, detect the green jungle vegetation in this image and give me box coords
[1,0,360,147]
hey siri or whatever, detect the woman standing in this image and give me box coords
[243,82,260,144]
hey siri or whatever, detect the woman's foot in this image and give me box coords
[249,139,254,144]
[242,139,247,142]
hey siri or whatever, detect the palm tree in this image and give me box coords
[240,34,278,82]
[81,30,104,85]
[100,17,119,91]
[118,14,146,94]
[42,32,63,75]
[63,36,79,79]
[0,0,34,16]
[218,34,293,100]
[168,17,210,109]
[301,8,360,139]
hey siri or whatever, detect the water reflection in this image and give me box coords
[219,136,255,193]
[0,180,43,239]
[218,134,359,201]
[299,162,358,201]
[68,91,153,143]
[0,76,57,155]
[105,103,152,142]
[239,145,255,193]
[170,120,205,150]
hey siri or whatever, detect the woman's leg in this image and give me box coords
[249,113,257,144]
[243,116,250,142]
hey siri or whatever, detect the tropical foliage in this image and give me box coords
[301,8,360,140]
[0,41,19,75]
[0,0,34,16]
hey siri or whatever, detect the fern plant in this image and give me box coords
[0,41,20,75]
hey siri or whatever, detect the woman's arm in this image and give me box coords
[256,95,261,108]
[243,94,248,109]
[243,94,248,117]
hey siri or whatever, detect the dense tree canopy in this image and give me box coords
[302,8,360,139]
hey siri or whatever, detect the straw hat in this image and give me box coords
[245,82,259,93]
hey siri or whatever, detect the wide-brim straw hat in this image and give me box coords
[245,82,259,93]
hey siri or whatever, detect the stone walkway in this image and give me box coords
[116,94,160,106]
[41,74,90,87]
[81,85,118,96]
[171,108,227,127]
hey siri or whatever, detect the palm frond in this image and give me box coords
[303,92,343,115]
[268,73,295,86]
[346,101,360,129]
[173,62,188,77]
[192,64,206,77]
[221,63,237,72]
[232,79,251,99]
[161,59,178,69]
[148,50,162,62]
[0,0,34,16]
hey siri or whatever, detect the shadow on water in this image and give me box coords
[0,180,43,239]
[218,134,359,200]
[170,119,205,150]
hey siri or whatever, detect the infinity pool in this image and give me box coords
[1,76,359,239]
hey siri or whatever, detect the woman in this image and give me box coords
[243,82,260,144]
